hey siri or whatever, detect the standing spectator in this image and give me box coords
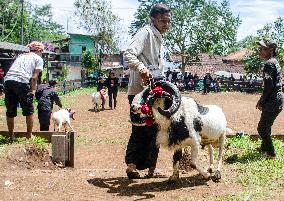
[0,68,4,95]
[97,76,105,91]
[203,72,213,94]
[123,3,171,179]
[62,79,67,95]
[256,39,284,159]
[105,71,119,109]
[172,69,178,83]
[35,80,62,131]
[211,78,220,92]
[118,74,123,87]
[4,41,44,140]
[165,67,172,81]
[187,72,193,80]
[228,74,236,81]
[72,81,76,91]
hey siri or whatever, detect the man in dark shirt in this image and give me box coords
[203,72,213,94]
[256,39,284,159]
[35,80,62,131]
[228,74,236,81]
[171,70,178,83]
[104,71,119,109]
[165,67,172,81]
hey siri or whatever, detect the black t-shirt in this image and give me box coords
[105,77,119,92]
[35,84,62,111]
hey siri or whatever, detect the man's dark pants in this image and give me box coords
[108,89,118,109]
[125,95,159,170]
[38,110,52,131]
[257,109,281,155]
[203,84,210,94]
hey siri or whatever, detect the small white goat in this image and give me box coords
[131,81,229,183]
[91,88,108,111]
[52,108,75,132]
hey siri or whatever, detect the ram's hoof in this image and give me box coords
[211,170,221,182]
[207,167,213,173]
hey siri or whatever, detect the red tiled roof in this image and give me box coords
[185,63,244,78]
[223,48,251,62]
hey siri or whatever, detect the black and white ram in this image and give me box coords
[131,81,228,183]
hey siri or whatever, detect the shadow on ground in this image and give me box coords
[87,175,207,200]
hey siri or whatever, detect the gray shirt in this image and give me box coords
[124,24,164,95]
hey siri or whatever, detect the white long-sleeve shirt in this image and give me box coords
[124,24,164,95]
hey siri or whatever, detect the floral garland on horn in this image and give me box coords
[140,86,165,126]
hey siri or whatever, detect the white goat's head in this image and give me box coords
[66,108,75,120]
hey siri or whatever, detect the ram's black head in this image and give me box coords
[147,81,181,118]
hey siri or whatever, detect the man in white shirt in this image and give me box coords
[124,3,171,179]
[4,41,44,140]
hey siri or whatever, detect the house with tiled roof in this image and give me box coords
[171,51,247,78]
[223,48,251,65]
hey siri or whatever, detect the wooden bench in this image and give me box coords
[220,80,263,93]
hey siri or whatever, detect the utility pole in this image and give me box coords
[66,18,69,33]
[20,0,24,45]
[2,15,4,39]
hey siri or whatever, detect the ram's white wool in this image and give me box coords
[137,92,228,183]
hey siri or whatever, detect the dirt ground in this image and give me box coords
[0,91,284,201]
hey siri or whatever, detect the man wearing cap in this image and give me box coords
[256,39,284,159]
[4,41,44,140]
[35,80,62,131]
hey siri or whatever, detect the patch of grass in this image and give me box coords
[0,135,48,151]
[58,86,97,97]
[0,135,49,160]
[212,189,269,201]
[225,136,284,188]
[0,97,4,106]
[58,86,97,107]
[14,136,48,151]
[76,136,128,145]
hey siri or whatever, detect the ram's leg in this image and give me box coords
[58,122,62,132]
[168,149,182,183]
[211,133,225,182]
[190,141,210,179]
[67,120,75,132]
[63,123,67,132]
[207,144,214,174]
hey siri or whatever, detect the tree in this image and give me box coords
[242,17,284,74]
[0,1,65,44]
[130,0,241,73]
[25,4,65,43]
[82,50,97,74]
[74,0,120,70]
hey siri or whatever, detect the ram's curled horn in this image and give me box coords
[154,81,181,118]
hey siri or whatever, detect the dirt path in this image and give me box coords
[0,91,284,200]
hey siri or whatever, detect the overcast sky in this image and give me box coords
[28,0,284,50]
